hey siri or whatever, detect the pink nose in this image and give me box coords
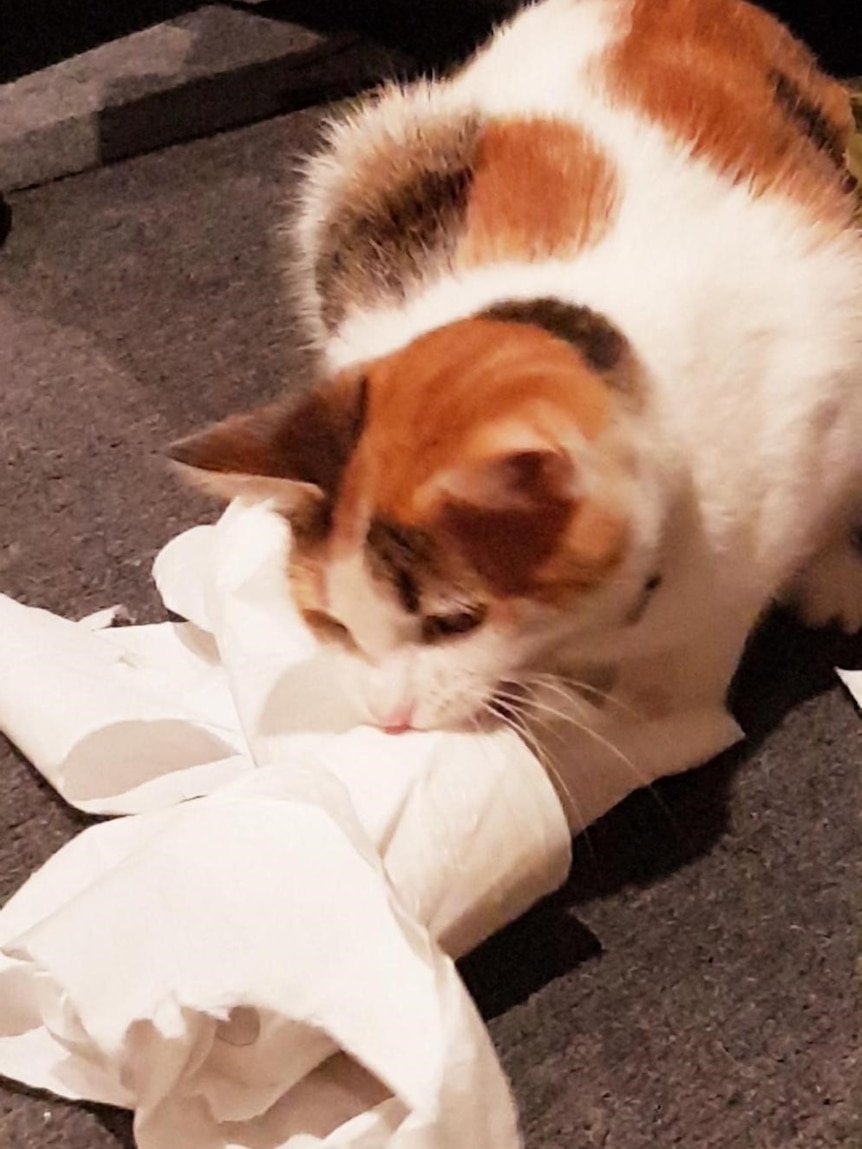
[377,704,414,734]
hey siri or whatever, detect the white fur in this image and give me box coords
[293,0,862,757]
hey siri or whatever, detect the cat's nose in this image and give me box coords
[372,702,415,734]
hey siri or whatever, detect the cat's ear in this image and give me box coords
[168,373,368,511]
[422,421,622,597]
[420,428,580,595]
[425,413,579,512]
[432,444,577,513]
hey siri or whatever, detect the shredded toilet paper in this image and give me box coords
[0,501,575,1148]
[2,500,848,1147]
[0,770,526,1147]
[837,668,862,711]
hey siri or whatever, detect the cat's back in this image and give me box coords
[298,0,858,375]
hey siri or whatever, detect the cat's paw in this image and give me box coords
[789,538,862,634]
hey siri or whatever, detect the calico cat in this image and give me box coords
[170,0,862,783]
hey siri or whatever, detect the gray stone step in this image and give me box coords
[0,4,402,192]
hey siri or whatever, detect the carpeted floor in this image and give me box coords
[0,104,860,1149]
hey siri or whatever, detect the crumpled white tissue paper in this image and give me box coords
[0,498,796,1147]
[837,668,862,710]
[0,500,576,1149]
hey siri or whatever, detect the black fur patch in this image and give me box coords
[315,116,480,330]
[366,518,433,613]
[770,70,846,168]
[275,375,368,498]
[286,375,369,542]
[480,297,627,373]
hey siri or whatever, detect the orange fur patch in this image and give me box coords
[458,119,619,265]
[350,319,612,519]
[602,0,854,225]
[333,318,626,598]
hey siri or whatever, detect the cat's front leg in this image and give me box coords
[784,529,862,635]
[533,697,742,833]
[615,573,768,710]
[532,619,751,827]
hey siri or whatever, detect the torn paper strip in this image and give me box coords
[837,668,862,710]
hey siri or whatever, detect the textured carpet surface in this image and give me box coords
[0,108,860,1149]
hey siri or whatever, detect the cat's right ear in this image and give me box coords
[167,372,368,513]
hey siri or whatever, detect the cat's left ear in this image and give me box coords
[168,373,368,512]
[431,443,578,513]
[419,420,622,597]
[417,429,580,595]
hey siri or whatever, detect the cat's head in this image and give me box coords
[169,313,662,731]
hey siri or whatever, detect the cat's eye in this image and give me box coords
[422,606,486,642]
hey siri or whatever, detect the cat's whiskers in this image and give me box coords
[491,684,602,781]
[484,696,595,856]
[513,677,655,783]
[465,703,510,780]
[508,675,680,833]
[491,692,594,821]
[522,670,646,723]
[465,700,557,835]
[503,680,655,799]
[525,669,687,779]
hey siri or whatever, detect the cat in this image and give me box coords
[169,0,862,788]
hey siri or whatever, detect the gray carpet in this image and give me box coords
[0,106,859,1149]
